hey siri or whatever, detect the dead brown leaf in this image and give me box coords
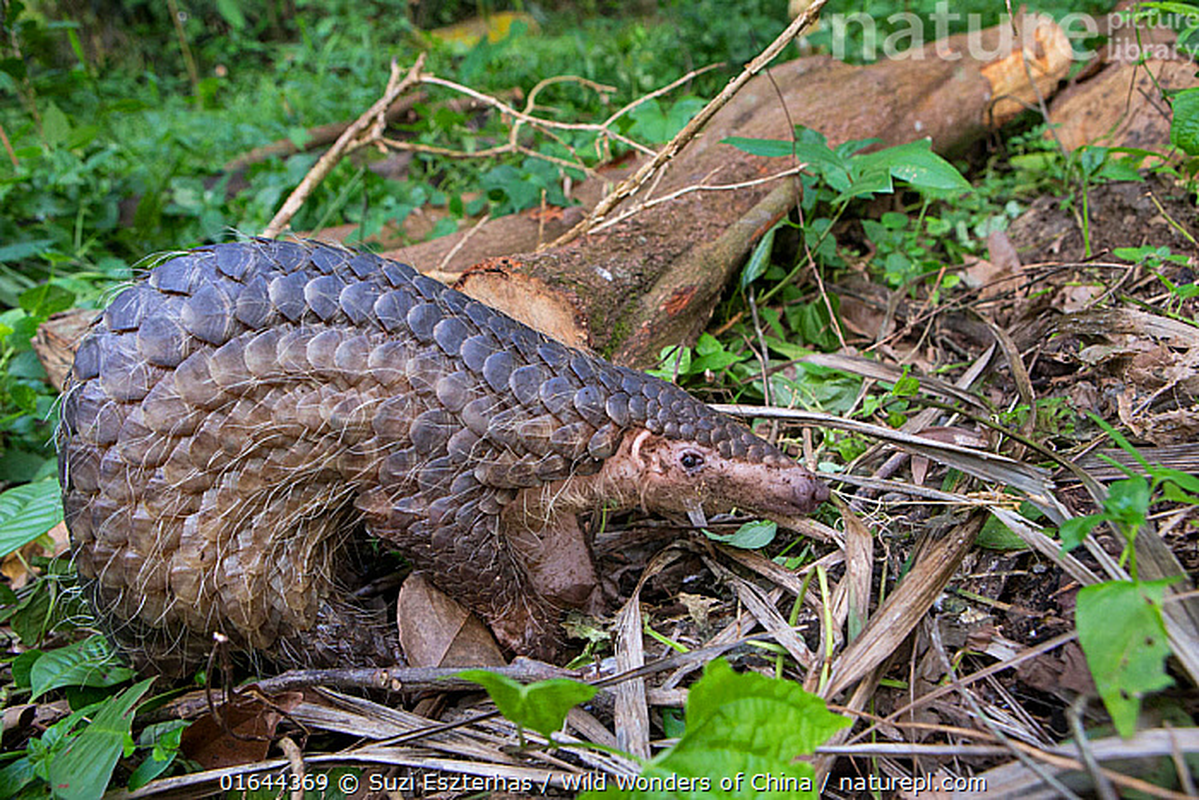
[397,575,505,668]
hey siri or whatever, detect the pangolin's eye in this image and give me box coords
[679,450,705,474]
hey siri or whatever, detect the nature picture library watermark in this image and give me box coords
[818,1,1198,63]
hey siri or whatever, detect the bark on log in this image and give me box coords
[1050,58,1198,155]
[382,17,1073,368]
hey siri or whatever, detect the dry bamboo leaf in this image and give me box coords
[824,512,984,698]
[610,547,682,760]
[705,558,814,669]
[972,727,1199,799]
[834,508,874,646]
[1057,307,1199,349]
[802,353,989,411]
[715,544,843,604]
[717,406,1063,519]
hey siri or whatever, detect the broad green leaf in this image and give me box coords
[1104,476,1150,535]
[458,671,596,740]
[0,239,55,263]
[977,514,1030,551]
[1076,580,1176,738]
[215,0,247,29]
[127,721,186,790]
[835,167,893,202]
[9,579,53,646]
[854,140,972,192]
[1058,513,1102,552]
[30,636,135,700]
[1096,157,1144,182]
[1172,87,1199,156]
[48,679,155,800]
[650,346,693,381]
[1151,465,1199,491]
[19,282,76,317]
[0,480,64,558]
[42,103,71,150]
[705,520,777,549]
[740,221,780,288]
[0,757,35,799]
[763,336,812,361]
[586,659,848,799]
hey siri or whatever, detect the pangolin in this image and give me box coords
[58,239,828,675]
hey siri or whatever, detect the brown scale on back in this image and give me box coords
[58,239,828,675]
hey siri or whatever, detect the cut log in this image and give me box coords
[384,16,1073,367]
[1050,59,1198,155]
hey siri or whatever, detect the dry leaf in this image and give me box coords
[397,574,505,668]
[180,691,302,770]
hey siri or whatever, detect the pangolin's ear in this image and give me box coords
[627,428,657,472]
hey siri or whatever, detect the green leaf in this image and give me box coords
[763,336,812,361]
[891,372,919,397]
[977,514,1030,551]
[30,636,136,700]
[18,282,75,318]
[0,480,64,558]
[1171,87,1199,156]
[1104,477,1150,536]
[705,520,777,549]
[740,221,780,289]
[1153,468,1199,494]
[128,722,186,790]
[720,136,797,158]
[48,679,155,800]
[1076,580,1176,738]
[42,103,71,150]
[836,168,893,202]
[0,757,36,799]
[1058,513,1102,552]
[649,345,692,381]
[586,659,848,799]
[688,334,743,374]
[854,140,972,192]
[215,0,247,29]
[9,579,53,646]
[457,671,597,740]
[0,239,55,263]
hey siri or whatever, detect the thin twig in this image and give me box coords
[588,165,805,234]
[437,212,490,273]
[420,75,656,156]
[541,0,830,251]
[165,0,200,97]
[263,56,426,238]
[278,737,307,800]
[599,63,724,129]
[0,122,17,169]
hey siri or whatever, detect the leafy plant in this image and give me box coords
[722,127,970,303]
[704,519,779,549]
[1,662,161,800]
[1115,245,1198,316]
[0,479,62,555]
[458,671,598,745]
[1075,578,1176,738]
[581,659,849,799]
[1064,419,1199,737]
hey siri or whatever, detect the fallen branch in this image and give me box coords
[539,0,831,251]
